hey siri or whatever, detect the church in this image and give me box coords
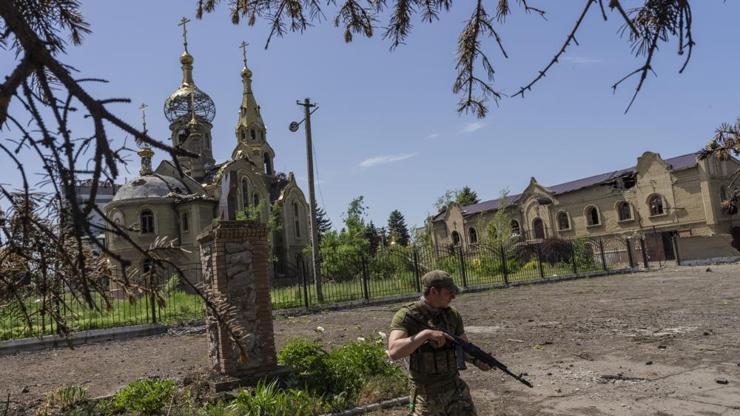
[104,30,311,284]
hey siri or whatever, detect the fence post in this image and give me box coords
[499,245,509,286]
[149,273,157,324]
[301,258,310,310]
[536,243,545,279]
[412,247,422,293]
[672,234,682,265]
[598,239,607,272]
[361,256,370,301]
[570,241,578,275]
[457,246,468,289]
[625,238,635,269]
[640,237,649,269]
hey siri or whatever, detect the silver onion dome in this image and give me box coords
[163,86,216,124]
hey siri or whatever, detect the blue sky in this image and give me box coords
[3,1,739,230]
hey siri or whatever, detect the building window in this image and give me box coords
[451,231,461,246]
[140,209,154,234]
[181,211,189,232]
[585,205,600,226]
[264,153,272,175]
[617,201,632,221]
[468,227,478,244]
[241,179,249,210]
[142,259,153,273]
[250,129,256,140]
[510,220,521,236]
[720,186,728,202]
[253,194,259,208]
[241,130,246,141]
[532,218,545,239]
[557,211,570,231]
[293,202,300,238]
[648,195,664,216]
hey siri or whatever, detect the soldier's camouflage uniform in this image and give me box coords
[390,301,478,416]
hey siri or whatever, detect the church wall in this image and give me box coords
[432,153,739,261]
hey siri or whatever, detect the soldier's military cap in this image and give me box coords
[421,270,460,295]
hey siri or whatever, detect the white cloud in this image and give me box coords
[458,122,485,134]
[424,132,440,140]
[359,153,416,169]
[562,56,602,64]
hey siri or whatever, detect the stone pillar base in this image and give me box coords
[207,365,294,393]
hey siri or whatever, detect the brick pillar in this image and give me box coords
[198,220,277,377]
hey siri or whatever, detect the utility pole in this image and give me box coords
[293,98,323,302]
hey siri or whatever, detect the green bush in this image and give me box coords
[278,338,404,407]
[112,378,177,415]
[277,339,332,393]
[227,380,321,416]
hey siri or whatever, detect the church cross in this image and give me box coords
[178,17,191,53]
[239,41,249,67]
[139,103,149,134]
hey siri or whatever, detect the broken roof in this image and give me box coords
[432,152,699,222]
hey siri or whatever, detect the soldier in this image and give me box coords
[388,270,491,416]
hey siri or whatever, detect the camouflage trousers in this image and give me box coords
[409,377,477,416]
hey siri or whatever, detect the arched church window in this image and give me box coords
[181,211,189,232]
[241,179,249,210]
[253,194,259,208]
[585,205,601,226]
[648,195,664,216]
[557,211,570,230]
[468,227,478,244]
[140,209,154,234]
[250,129,256,140]
[241,130,246,141]
[617,201,632,221]
[451,231,461,246]
[293,202,301,238]
[264,153,272,175]
[510,220,521,236]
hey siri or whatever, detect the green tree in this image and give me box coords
[455,186,479,206]
[481,189,516,250]
[433,189,458,212]
[364,221,382,256]
[314,203,333,243]
[699,119,740,214]
[387,210,410,246]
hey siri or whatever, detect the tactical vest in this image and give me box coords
[403,302,461,385]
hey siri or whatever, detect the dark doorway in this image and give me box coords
[533,218,545,239]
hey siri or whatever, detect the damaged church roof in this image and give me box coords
[433,152,699,222]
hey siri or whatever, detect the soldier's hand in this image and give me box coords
[423,329,452,348]
[473,358,492,371]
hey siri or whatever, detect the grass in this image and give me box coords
[1,260,618,340]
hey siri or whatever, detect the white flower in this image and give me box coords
[315,326,325,333]
[357,337,366,342]
[378,331,387,340]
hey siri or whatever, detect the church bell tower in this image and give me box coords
[231,42,276,176]
[163,17,216,180]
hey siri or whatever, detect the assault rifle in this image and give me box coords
[404,314,533,388]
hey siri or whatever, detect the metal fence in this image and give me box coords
[1,237,645,341]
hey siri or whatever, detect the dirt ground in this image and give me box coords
[2,263,740,415]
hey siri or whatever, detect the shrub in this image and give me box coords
[37,385,89,416]
[227,380,322,416]
[112,378,177,415]
[278,338,405,407]
[277,339,332,393]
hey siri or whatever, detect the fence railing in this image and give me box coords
[1,237,643,341]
